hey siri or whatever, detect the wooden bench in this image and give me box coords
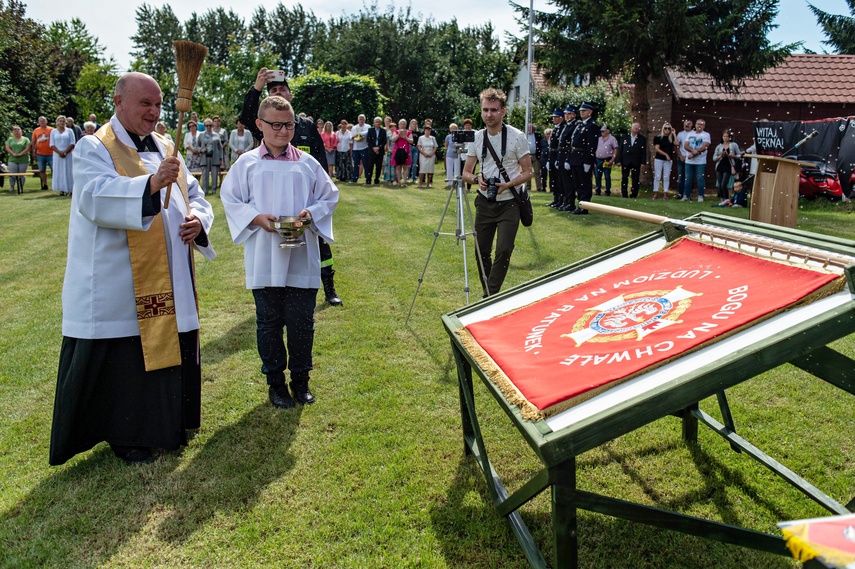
[188,170,228,186]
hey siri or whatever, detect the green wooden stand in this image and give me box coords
[442,213,855,568]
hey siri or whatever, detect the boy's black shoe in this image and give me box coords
[269,385,295,409]
[291,383,315,405]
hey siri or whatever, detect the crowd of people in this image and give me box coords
[8,109,748,209]
[531,114,750,209]
[5,113,101,195]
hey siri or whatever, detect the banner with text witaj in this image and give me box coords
[754,117,855,193]
[460,239,841,420]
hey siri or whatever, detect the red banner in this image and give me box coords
[462,239,840,419]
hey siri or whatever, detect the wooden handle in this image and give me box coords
[163,111,185,209]
[578,201,855,269]
[579,201,669,225]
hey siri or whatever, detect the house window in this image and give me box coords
[514,86,521,103]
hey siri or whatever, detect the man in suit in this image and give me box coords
[538,128,551,192]
[567,102,599,215]
[526,123,544,192]
[617,122,647,198]
[556,105,577,211]
[366,117,387,185]
[546,109,564,206]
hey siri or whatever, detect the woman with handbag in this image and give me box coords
[391,118,412,188]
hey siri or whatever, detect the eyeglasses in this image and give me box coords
[664,127,671,130]
[258,118,296,131]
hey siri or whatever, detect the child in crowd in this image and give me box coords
[714,180,748,208]
[221,96,339,409]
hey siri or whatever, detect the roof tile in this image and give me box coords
[667,54,855,103]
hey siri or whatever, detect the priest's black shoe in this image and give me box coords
[269,384,295,409]
[291,382,316,405]
[571,208,589,215]
[111,445,156,465]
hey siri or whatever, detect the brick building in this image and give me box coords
[647,54,855,180]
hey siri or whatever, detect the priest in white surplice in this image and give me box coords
[50,72,216,466]
[222,96,338,410]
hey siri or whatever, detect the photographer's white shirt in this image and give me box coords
[467,124,530,202]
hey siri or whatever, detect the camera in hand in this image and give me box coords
[452,130,475,144]
[485,176,501,202]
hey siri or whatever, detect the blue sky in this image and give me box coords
[26,0,850,72]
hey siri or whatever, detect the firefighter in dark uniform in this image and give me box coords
[546,109,564,207]
[568,102,600,215]
[240,68,343,305]
[556,105,578,211]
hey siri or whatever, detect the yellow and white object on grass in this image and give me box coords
[778,513,855,568]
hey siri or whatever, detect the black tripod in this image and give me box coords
[405,151,486,324]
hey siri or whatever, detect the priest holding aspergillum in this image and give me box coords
[49,72,216,466]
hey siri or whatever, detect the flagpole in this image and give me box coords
[524,0,534,130]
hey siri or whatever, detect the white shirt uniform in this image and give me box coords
[221,148,339,290]
[467,124,530,202]
[62,115,216,339]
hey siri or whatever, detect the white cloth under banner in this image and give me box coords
[62,115,216,339]
[221,149,339,290]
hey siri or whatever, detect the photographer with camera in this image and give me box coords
[462,88,533,297]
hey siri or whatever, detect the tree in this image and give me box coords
[73,59,120,122]
[507,81,632,135]
[184,8,245,66]
[313,5,516,126]
[45,18,104,119]
[249,4,324,78]
[809,0,855,54]
[514,0,796,156]
[289,69,384,124]
[130,3,183,122]
[191,32,277,129]
[432,19,519,124]
[0,0,62,132]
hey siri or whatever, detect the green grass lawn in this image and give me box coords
[1,169,853,568]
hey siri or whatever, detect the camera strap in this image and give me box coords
[483,124,527,204]
[482,124,510,184]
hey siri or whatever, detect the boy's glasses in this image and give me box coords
[258,118,296,131]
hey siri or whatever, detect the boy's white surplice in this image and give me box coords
[221,148,339,289]
[62,115,216,339]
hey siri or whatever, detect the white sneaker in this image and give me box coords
[697,196,704,203]
[680,196,689,202]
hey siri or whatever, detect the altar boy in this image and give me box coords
[221,96,339,409]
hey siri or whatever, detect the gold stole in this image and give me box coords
[95,124,191,371]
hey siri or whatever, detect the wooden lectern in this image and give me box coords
[744,154,810,229]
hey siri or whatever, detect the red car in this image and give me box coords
[784,154,845,200]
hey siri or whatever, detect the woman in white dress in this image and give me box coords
[229,120,254,165]
[50,115,75,196]
[416,125,437,187]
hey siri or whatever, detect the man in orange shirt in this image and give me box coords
[32,116,53,190]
